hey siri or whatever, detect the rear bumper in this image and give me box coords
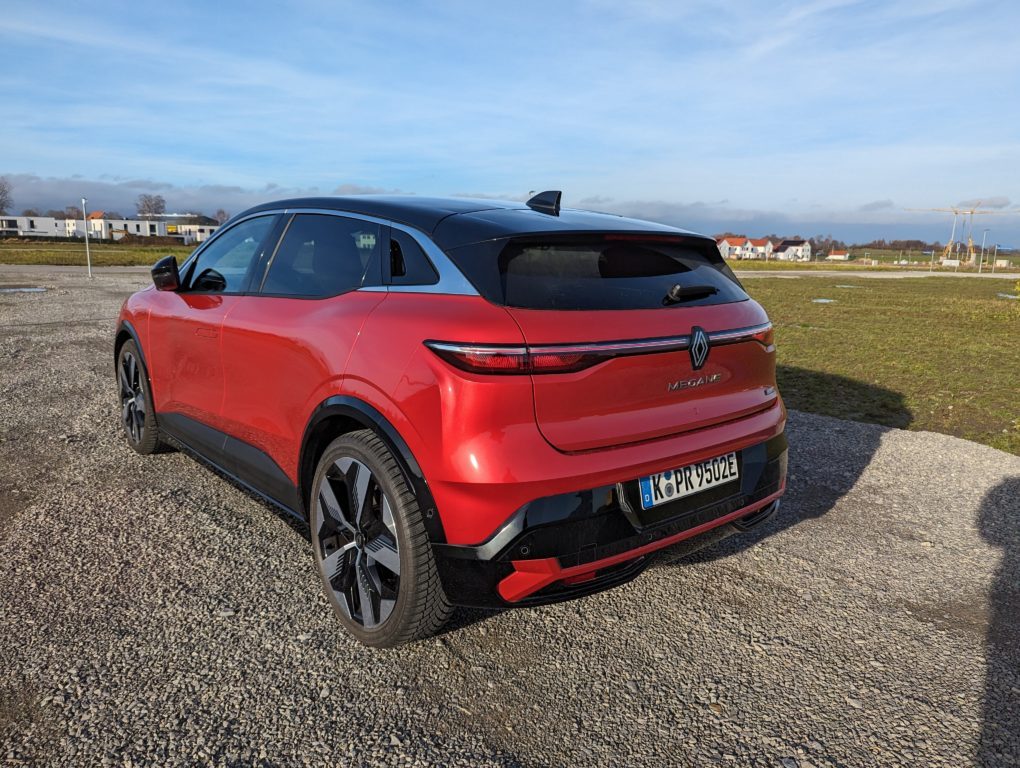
[433,431,787,608]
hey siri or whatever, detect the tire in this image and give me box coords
[310,429,452,647]
[116,339,166,455]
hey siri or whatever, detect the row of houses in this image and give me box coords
[0,212,220,245]
[716,236,813,261]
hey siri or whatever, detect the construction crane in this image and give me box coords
[906,203,1010,263]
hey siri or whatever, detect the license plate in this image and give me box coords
[638,452,739,510]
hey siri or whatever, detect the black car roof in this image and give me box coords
[237,195,710,249]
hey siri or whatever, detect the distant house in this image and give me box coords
[0,215,63,237]
[747,238,773,260]
[9,212,221,244]
[773,238,812,261]
[826,249,850,261]
[716,236,751,259]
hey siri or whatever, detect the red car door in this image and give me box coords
[146,214,279,453]
[219,213,387,488]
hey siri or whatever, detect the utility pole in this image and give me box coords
[992,244,998,273]
[979,228,989,273]
[81,197,93,279]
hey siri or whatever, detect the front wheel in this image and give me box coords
[310,430,452,647]
[116,340,166,455]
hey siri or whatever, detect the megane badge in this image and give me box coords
[689,326,710,370]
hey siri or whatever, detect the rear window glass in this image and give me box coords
[445,236,747,310]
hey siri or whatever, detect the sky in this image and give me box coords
[2,0,1019,245]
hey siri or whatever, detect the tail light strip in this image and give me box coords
[425,322,773,375]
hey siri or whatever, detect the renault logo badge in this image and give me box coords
[689,326,710,370]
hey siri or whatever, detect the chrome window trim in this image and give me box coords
[280,207,477,296]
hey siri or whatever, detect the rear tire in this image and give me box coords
[116,340,167,455]
[310,429,452,647]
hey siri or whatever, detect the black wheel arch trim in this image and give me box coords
[300,395,447,544]
[114,319,147,371]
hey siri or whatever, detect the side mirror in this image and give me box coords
[151,255,180,291]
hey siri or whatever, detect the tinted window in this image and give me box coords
[445,235,747,310]
[261,215,382,298]
[388,229,438,285]
[186,215,275,293]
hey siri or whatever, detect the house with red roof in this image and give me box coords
[715,236,751,259]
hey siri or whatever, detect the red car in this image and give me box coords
[115,192,787,647]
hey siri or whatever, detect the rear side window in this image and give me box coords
[388,229,438,285]
[445,235,747,310]
[261,214,382,298]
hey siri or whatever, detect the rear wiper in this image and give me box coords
[662,283,718,305]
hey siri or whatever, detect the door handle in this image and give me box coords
[195,326,218,339]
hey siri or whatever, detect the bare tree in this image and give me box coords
[64,205,80,219]
[214,208,229,224]
[21,208,40,217]
[136,194,166,217]
[0,176,13,215]
[45,209,67,219]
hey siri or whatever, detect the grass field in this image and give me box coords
[1,241,1017,454]
[748,276,1020,455]
[0,240,193,267]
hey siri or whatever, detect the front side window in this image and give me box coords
[260,214,381,298]
[185,215,275,293]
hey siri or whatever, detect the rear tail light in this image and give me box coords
[424,342,607,375]
[750,325,775,350]
[425,322,773,375]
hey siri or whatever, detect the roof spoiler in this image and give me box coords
[526,190,561,216]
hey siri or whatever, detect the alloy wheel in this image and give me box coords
[119,351,145,444]
[316,457,401,628]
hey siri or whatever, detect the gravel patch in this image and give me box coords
[1,269,1018,766]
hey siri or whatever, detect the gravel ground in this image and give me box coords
[1,270,1018,767]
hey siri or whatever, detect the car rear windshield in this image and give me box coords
[444,235,748,310]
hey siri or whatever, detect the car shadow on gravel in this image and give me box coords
[658,367,911,567]
[978,476,1020,765]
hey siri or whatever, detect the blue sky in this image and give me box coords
[2,0,1019,244]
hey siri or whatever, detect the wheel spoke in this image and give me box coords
[357,559,377,628]
[365,533,399,575]
[319,478,355,533]
[352,464,371,526]
[118,363,132,398]
[381,496,396,537]
[320,541,356,583]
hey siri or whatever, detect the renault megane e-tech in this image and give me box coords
[114,191,787,647]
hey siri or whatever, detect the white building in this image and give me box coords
[0,215,63,237]
[773,239,812,261]
[4,211,220,244]
[825,249,850,261]
[716,236,751,259]
[747,238,774,260]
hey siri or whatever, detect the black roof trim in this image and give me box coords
[230,195,712,250]
[235,195,526,235]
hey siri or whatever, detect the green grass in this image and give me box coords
[2,240,1016,454]
[0,240,194,266]
[750,276,1020,454]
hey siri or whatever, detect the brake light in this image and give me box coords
[425,342,608,375]
[750,325,775,350]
